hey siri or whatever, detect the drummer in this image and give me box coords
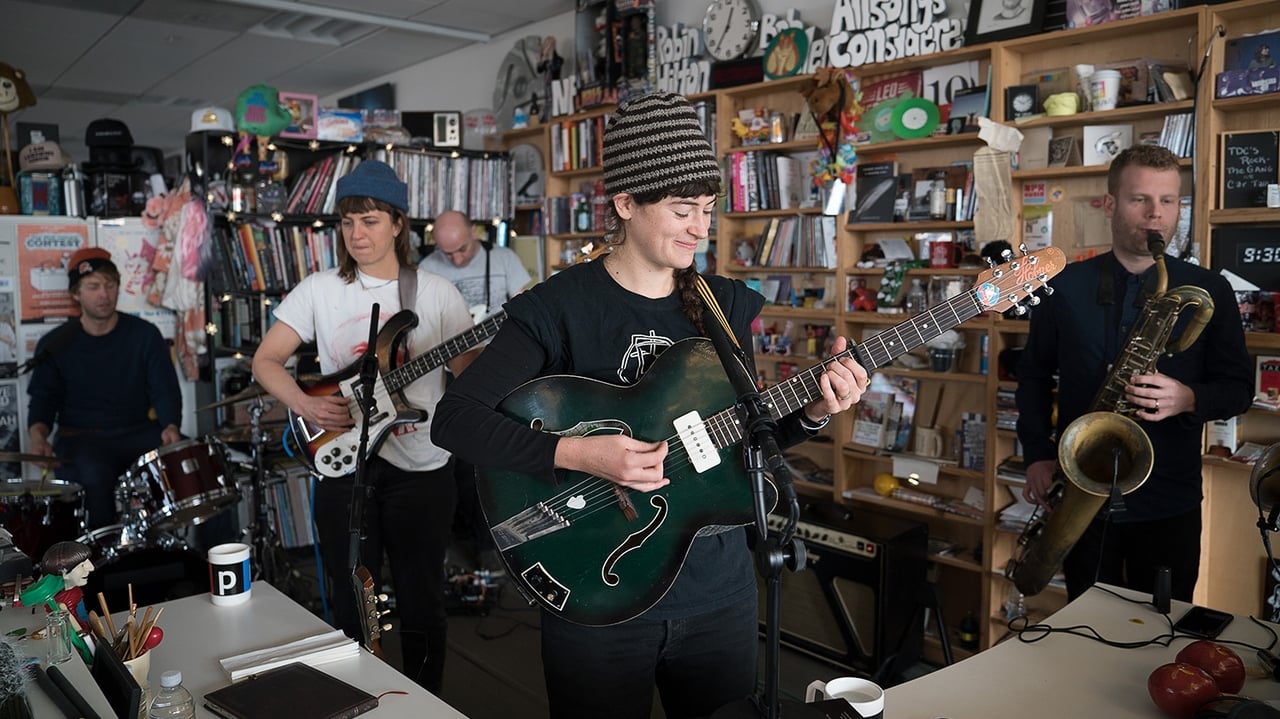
[26,247,183,530]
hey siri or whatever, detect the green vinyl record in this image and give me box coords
[891,97,941,139]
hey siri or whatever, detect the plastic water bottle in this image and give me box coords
[148,670,195,719]
[905,278,928,314]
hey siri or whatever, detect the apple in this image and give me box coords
[1148,662,1220,719]
[1176,640,1246,694]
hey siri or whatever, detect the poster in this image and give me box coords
[15,223,89,321]
[96,219,177,340]
[0,381,20,478]
[0,280,16,378]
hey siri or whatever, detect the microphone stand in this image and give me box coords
[348,304,381,650]
[703,312,823,719]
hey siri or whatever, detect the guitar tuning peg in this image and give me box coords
[985,256,997,268]
[1001,249,1014,262]
[1018,242,1029,255]
[377,593,389,602]
[1026,294,1042,306]
[1012,304,1029,316]
[381,622,392,631]
[1042,286,1055,296]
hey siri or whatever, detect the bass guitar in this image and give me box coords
[290,310,506,478]
[477,248,1064,626]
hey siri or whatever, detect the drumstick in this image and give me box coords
[97,593,116,638]
[124,617,137,660]
[140,607,164,648]
[127,585,133,616]
[87,610,108,641]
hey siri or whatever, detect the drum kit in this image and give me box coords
[0,383,295,607]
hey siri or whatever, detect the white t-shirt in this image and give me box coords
[420,245,531,318]
[272,266,473,472]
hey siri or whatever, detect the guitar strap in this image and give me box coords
[398,264,417,312]
[694,275,740,350]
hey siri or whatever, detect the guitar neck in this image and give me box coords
[382,311,506,393]
[706,290,984,448]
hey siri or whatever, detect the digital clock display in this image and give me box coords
[1240,245,1280,264]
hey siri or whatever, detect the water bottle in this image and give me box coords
[905,278,928,314]
[148,670,195,719]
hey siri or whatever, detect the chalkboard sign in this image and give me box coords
[1219,130,1279,209]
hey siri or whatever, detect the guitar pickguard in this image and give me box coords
[309,374,401,478]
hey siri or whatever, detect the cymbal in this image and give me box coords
[201,383,274,411]
[0,452,61,466]
[212,423,288,444]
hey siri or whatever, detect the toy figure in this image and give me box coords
[19,541,96,663]
[850,279,877,312]
[536,36,564,123]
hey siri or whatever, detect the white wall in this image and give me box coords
[323,1,846,113]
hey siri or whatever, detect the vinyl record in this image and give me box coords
[492,36,542,131]
[891,98,940,139]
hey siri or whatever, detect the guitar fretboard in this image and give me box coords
[702,290,984,450]
[383,311,507,393]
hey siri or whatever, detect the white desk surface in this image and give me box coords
[2,582,467,718]
[884,584,1280,718]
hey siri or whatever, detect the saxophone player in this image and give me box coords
[1016,145,1253,601]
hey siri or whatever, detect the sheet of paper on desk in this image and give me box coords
[220,629,360,682]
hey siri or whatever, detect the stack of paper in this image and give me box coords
[220,629,359,682]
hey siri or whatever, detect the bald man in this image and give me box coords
[420,210,530,323]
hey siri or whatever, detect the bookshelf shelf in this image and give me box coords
[723,207,825,218]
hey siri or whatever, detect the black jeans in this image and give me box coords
[55,425,162,529]
[314,456,456,694]
[540,592,759,719]
[1064,506,1202,601]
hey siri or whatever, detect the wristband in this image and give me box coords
[799,413,831,432]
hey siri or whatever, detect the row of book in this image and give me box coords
[723,150,815,213]
[285,152,360,215]
[210,293,275,350]
[749,214,838,269]
[550,114,607,173]
[376,147,512,221]
[852,161,977,224]
[996,386,1018,431]
[213,223,341,293]
[1158,113,1195,159]
[267,465,317,549]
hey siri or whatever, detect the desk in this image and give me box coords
[884,585,1280,718]
[2,582,467,718]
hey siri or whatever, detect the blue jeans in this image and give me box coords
[540,591,759,719]
[314,457,456,694]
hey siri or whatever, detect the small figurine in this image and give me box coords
[850,279,878,312]
[536,36,564,123]
[20,541,96,663]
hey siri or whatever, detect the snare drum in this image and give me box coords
[78,525,207,609]
[0,478,85,560]
[120,439,239,530]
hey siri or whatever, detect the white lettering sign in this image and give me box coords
[826,0,963,68]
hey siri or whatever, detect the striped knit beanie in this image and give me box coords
[602,93,720,197]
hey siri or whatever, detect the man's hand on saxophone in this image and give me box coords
[1125,371,1196,421]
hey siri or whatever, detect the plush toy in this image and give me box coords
[799,68,862,188]
[234,84,293,168]
[0,62,38,211]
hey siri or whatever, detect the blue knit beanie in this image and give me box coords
[335,160,409,212]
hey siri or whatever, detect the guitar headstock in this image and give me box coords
[570,240,612,266]
[971,246,1066,315]
[353,566,388,660]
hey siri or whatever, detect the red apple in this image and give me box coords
[1148,662,1221,719]
[1176,640,1246,694]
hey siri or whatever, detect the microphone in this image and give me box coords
[359,303,380,417]
[1250,442,1280,532]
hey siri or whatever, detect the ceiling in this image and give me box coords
[2,0,575,167]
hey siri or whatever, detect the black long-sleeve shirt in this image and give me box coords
[27,314,182,434]
[1016,252,1253,521]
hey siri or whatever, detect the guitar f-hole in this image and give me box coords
[602,495,668,586]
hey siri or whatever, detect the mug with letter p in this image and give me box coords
[208,542,252,606]
[806,676,884,719]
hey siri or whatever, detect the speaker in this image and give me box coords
[401,111,462,148]
[760,501,927,683]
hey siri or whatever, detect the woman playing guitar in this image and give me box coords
[431,93,868,719]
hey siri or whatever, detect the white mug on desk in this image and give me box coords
[806,677,884,719]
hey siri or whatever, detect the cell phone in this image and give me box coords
[1173,605,1233,639]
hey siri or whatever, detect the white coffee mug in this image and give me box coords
[914,426,944,459]
[208,542,252,606]
[1090,69,1121,111]
[806,677,884,719]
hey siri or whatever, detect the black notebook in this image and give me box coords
[203,662,378,719]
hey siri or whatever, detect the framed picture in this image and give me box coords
[965,0,1047,44]
[278,92,318,140]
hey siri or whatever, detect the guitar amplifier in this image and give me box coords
[758,501,927,683]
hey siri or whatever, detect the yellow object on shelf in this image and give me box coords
[874,472,900,496]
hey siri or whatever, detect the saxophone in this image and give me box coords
[1006,232,1215,596]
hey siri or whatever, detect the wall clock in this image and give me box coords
[702,0,762,62]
